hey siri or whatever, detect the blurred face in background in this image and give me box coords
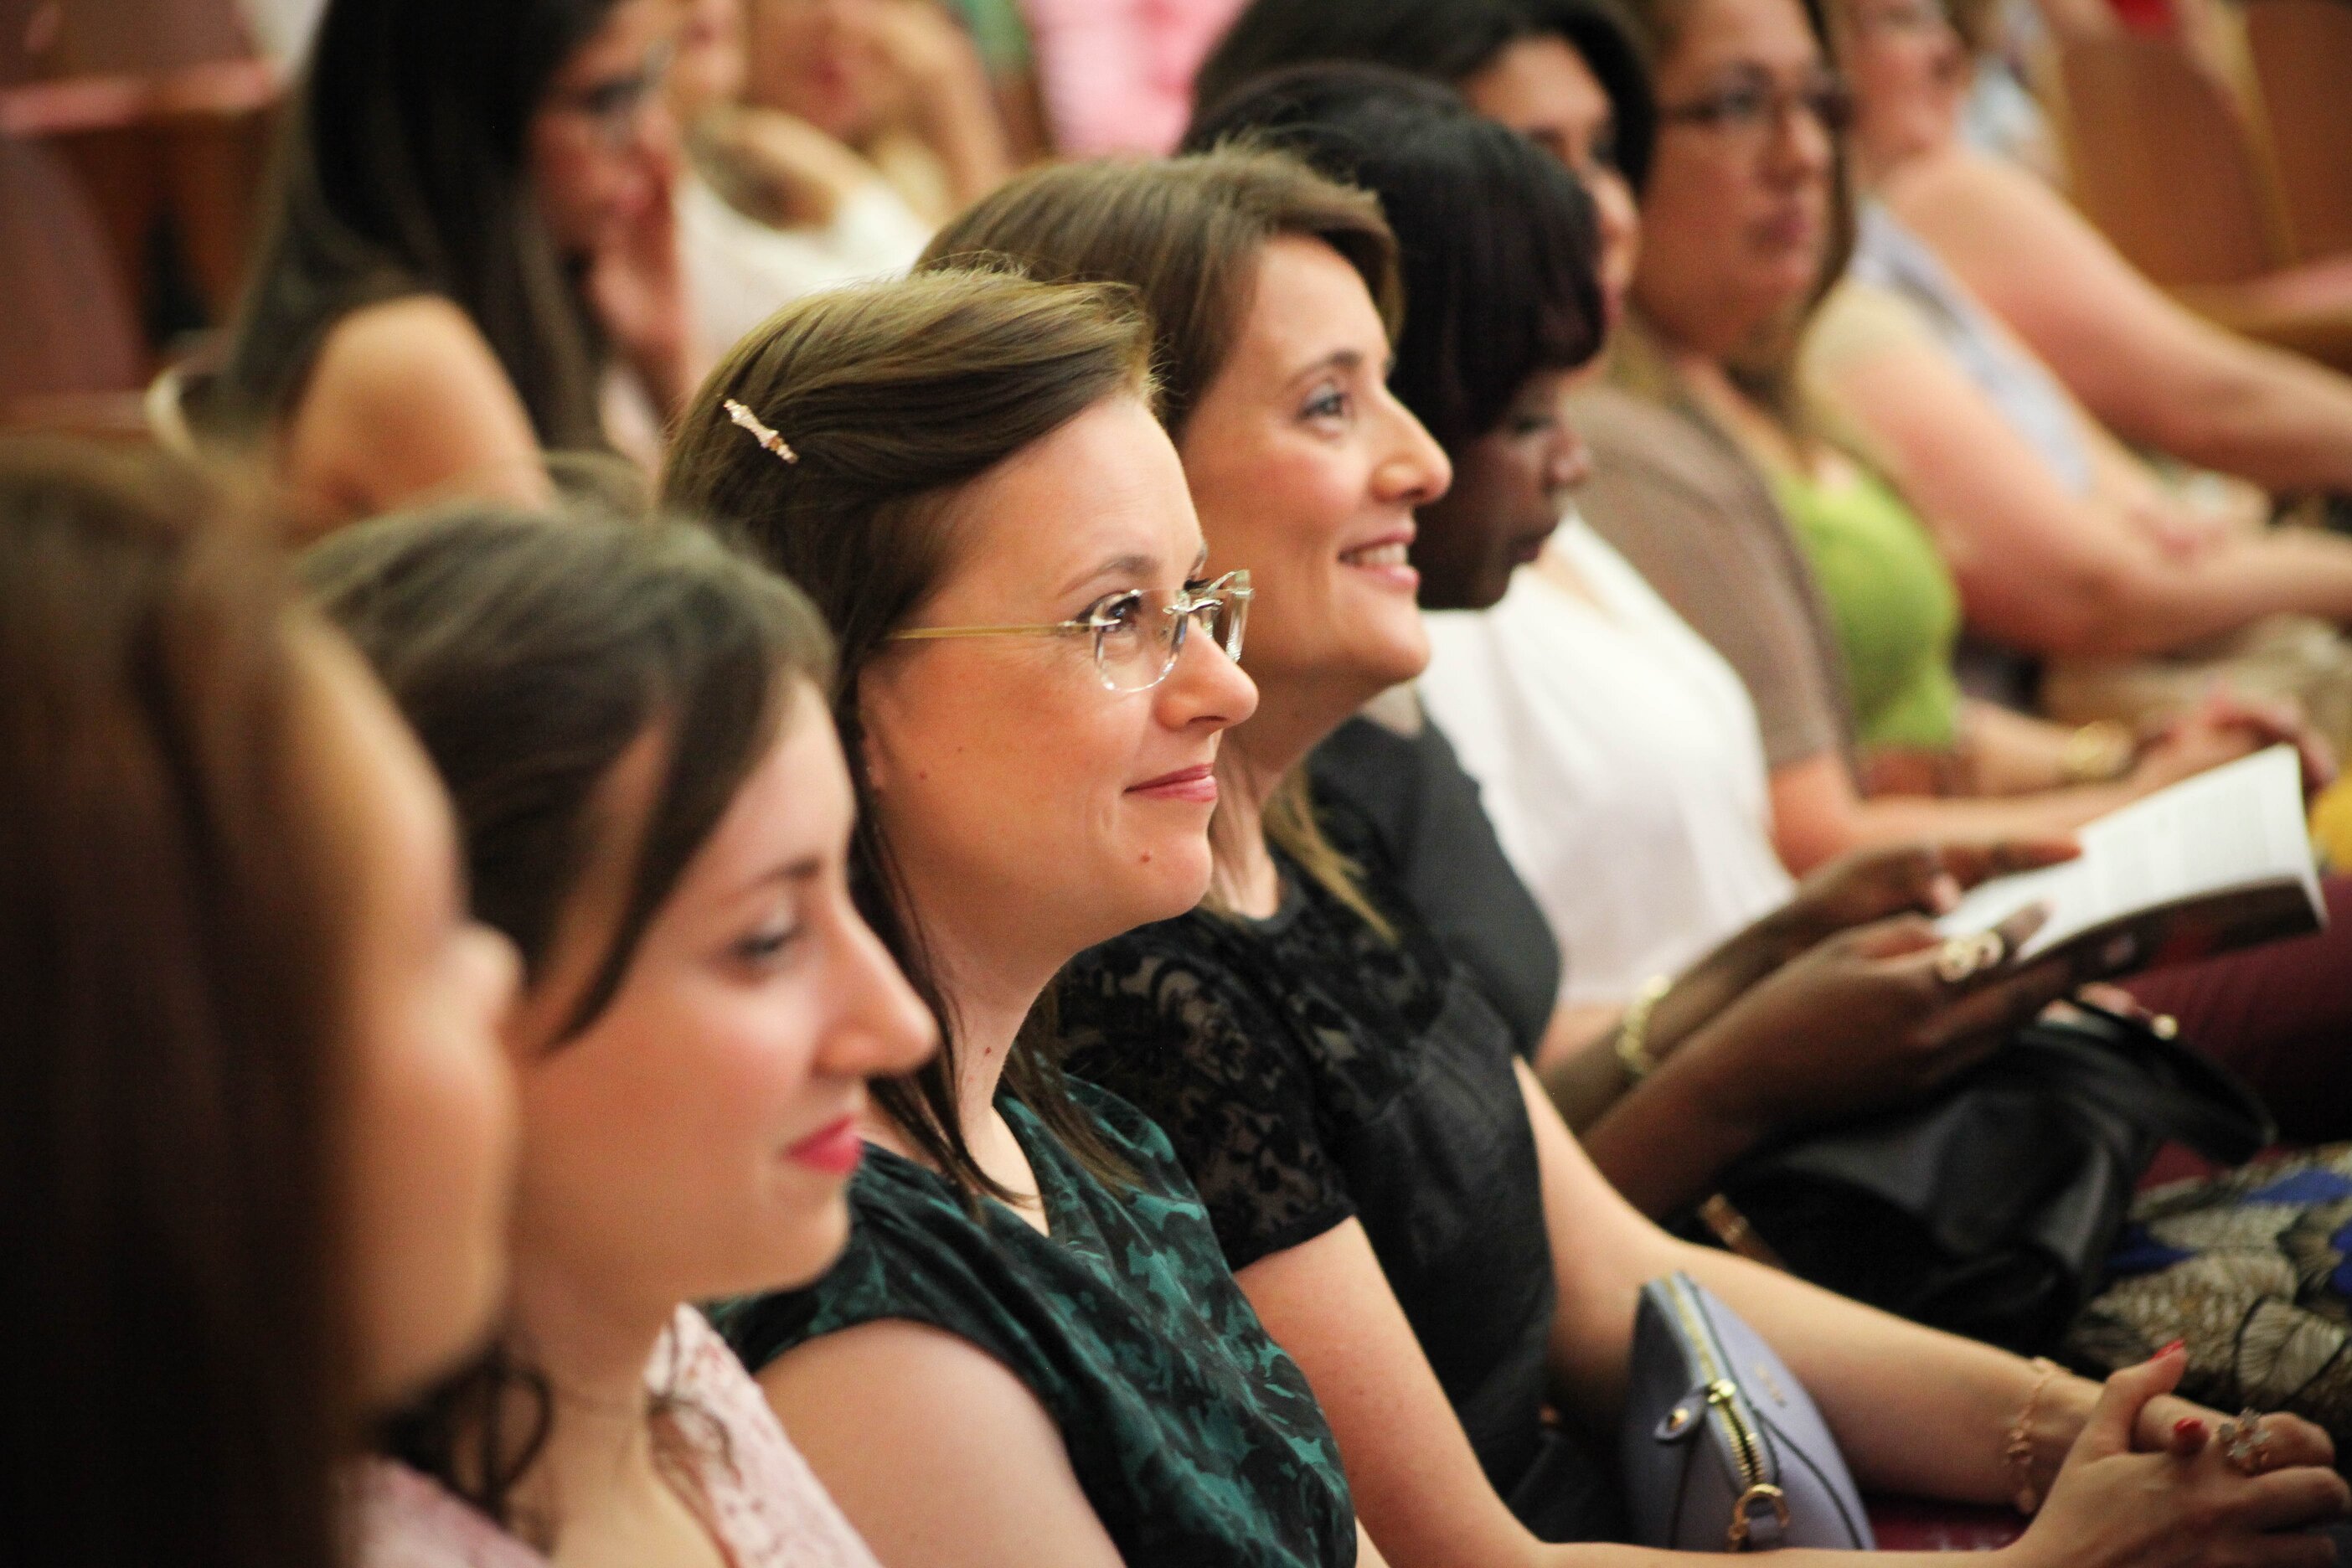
[741,0,891,143]
[669,0,750,120]
[1837,0,1968,182]
[1459,34,1643,328]
[529,0,684,255]
[1632,0,1839,355]
[1412,366,1594,611]
[317,637,521,1408]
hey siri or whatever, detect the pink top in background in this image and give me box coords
[357,1308,878,1568]
[1019,0,1249,156]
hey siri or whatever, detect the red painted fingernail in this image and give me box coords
[2174,1417,2206,1440]
[2157,1338,2187,1358]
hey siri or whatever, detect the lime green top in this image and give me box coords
[1772,467,1963,750]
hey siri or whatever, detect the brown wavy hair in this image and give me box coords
[0,440,353,1567]
[663,267,1153,1201]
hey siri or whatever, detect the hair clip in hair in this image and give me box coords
[724,398,798,465]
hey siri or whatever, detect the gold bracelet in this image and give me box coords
[2004,1357,2063,1516]
[2060,720,2135,785]
[1614,974,1674,1085]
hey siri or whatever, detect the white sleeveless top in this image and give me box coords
[1419,517,1795,1008]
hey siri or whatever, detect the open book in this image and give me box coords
[1934,745,2326,978]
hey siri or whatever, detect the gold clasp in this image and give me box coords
[1725,1483,1790,1550]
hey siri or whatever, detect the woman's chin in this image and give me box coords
[754,1195,855,1297]
[1091,844,1216,938]
[1360,622,1432,693]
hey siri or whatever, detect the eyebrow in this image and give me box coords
[1058,551,1161,599]
[736,857,824,900]
[1293,348,1367,384]
[1291,345,1399,385]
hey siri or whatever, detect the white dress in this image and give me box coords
[357,1307,879,1568]
[1419,516,1795,1008]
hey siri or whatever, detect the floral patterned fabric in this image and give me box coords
[2070,1146,2352,1447]
[356,1307,878,1568]
[717,1081,1357,1568]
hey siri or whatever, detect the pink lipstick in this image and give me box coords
[1128,763,1219,803]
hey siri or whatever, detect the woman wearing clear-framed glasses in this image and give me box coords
[664,267,1381,1568]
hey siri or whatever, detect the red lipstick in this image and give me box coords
[787,1116,864,1176]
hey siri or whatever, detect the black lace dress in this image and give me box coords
[1056,795,1624,1542]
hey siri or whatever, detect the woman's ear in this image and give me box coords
[854,668,896,797]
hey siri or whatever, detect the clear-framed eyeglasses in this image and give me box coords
[888,570,1252,693]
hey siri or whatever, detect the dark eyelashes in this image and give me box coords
[734,926,803,962]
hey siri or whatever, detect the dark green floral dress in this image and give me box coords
[716,1081,1357,1568]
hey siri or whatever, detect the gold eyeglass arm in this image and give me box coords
[888,621,1090,642]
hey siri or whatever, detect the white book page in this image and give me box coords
[1935,746,2321,960]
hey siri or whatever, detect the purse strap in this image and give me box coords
[2008,1007,2276,1166]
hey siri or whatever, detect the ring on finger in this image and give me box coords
[2217,1410,2274,1475]
[1935,930,2009,986]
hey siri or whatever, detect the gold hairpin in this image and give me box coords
[724,398,798,465]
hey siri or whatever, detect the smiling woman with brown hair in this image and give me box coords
[666,268,1365,1568]
[307,501,933,1568]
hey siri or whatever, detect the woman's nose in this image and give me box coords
[1158,619,1260,733]
[1378,397,1453,509]
[1549,427,1593,493]
[825,916,938,1079]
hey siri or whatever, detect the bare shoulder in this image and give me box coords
[756,1321,1122,1568]
[285,294,549,524]
[304,295,515,415]
[1885,147,2048,224]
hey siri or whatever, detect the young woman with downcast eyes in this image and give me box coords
[925,142,2348,1568]
[664,270,1376,1568]
[307,507,931,1567]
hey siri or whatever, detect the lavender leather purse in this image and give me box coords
[1622,1272,1876,1553]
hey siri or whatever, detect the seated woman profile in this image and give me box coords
[1799,0,2352,746]
[663,269,1368,1568]
[307,504,928,1566]
[1864,3,2352,506]
[214,0,698,534]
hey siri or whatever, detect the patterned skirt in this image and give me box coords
[2067,1145,2352,1447]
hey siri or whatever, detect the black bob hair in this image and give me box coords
[1184,64,1605,453]
[1194,0,1658,192]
